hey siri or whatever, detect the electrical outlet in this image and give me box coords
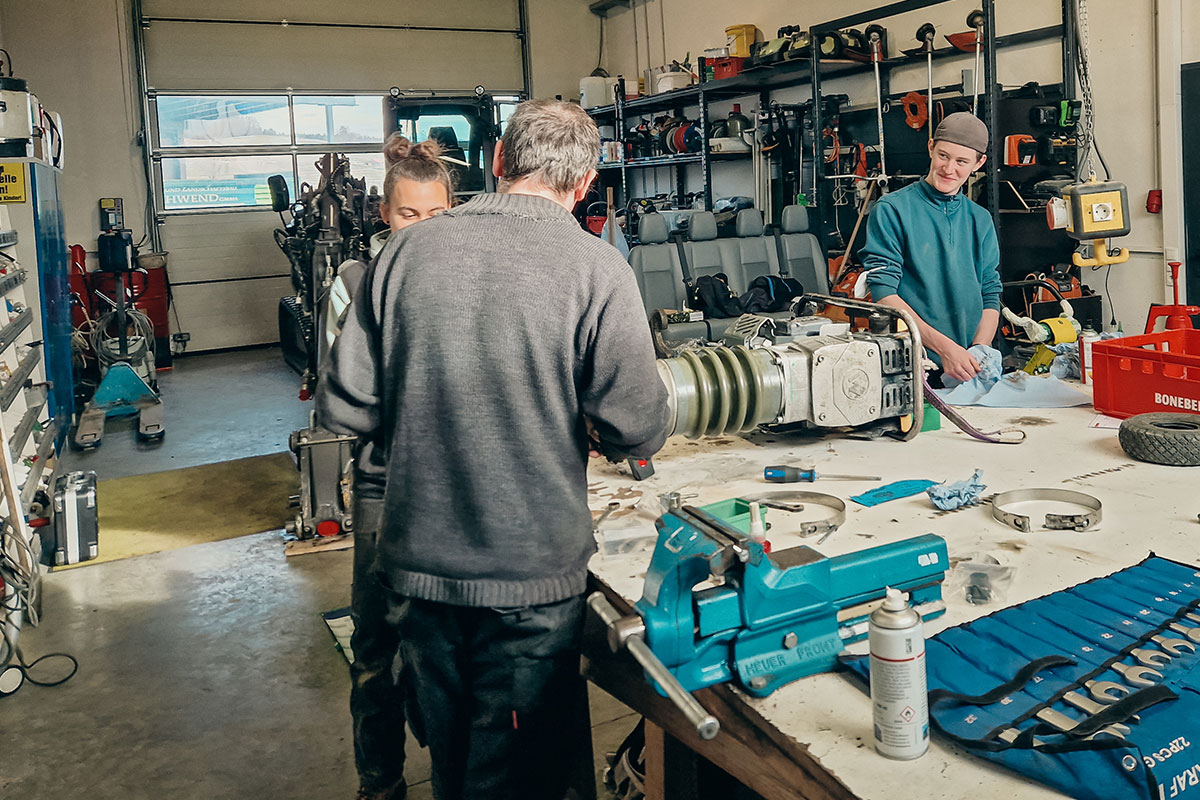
[1091,202,1114,222]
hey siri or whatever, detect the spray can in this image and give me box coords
[1079,327,1100,386]
[869,587,929,760]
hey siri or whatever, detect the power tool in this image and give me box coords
[589,497,949,739]
[656,295,925,441]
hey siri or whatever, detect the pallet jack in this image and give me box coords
[73,227,164,449]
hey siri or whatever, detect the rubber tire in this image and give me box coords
[1118,412,1200,466]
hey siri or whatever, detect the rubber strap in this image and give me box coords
[923,374,1027,444]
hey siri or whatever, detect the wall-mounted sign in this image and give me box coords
[0,162,26,203]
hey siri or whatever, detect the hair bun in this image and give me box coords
[411,138,445,161]
[383,133,413,166]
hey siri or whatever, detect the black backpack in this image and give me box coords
[688,274,742,319]
[739,275,806,313]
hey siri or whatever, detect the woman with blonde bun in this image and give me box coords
[322,133,454,800]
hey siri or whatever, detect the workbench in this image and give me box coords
[585,400,1199,800]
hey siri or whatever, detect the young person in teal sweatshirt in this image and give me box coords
[863,112,1001,383]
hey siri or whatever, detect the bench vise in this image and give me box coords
[590,502,948,738]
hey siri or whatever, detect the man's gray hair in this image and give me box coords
[499,99,601,194]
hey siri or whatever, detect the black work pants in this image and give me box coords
[350,489,407,796]
[385,592,590,800]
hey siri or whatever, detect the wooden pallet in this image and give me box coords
[284,532,355,557]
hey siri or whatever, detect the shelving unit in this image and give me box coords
[0,157,72,665]
[587,0,1071,241]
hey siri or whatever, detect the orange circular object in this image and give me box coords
[316,520,342,537]
[900,92,928,130]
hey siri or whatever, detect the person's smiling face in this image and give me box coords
[926,139,986,195]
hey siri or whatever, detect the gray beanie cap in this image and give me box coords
[933,112,988,154]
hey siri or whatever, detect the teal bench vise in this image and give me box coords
[589,499,949,739]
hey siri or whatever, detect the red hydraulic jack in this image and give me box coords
[1144,261,1200,333]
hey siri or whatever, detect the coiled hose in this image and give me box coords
[90,306,156,368]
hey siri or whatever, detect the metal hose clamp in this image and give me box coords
[991,488,1102,533]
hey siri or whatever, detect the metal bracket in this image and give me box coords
[753,490,846,538]
[991,488,1102,533]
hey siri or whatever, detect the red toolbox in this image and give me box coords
[712,57,747,80]
[1091,329,1200,418]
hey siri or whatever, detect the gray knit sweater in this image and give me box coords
[316,192,669,607]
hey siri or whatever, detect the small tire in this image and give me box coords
[1118,412,1200,466]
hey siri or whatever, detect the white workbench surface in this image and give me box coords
[586,402,1199,800]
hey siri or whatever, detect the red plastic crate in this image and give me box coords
[712,57,746,80]
[1091,329,1200,418]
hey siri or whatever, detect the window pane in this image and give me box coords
[161,155,295,210]
[497,102,518,133]
[414,114,473,154]
[297,153,388,198]
[294,95,384,145]
[157,95,290,148]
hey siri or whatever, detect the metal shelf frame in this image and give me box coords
[589,0,1074,235]
[808,0,1077,243]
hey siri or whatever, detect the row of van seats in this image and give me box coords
[628,206,828,316]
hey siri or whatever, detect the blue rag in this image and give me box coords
[926,469,986,510]
[851,479,938,507]
[935,345,1089,408]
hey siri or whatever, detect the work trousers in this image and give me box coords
[384,592,590,800]
[350,488,408,797]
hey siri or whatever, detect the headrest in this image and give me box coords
[735,208,764,237]
[637,213,669,245]
[780,205,811,234]
[427,126,461,150]
[688,211,718,242]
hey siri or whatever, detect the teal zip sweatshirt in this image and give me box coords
[862,178,1001,364]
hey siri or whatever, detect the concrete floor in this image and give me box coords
[6,348,639,799]
[3,532,639,799]
[63,347,310,480]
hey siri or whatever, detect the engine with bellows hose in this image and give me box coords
[656,303,922,440]
[628,295,1023,478]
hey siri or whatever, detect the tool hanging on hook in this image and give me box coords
[868,24,888,178]
[917,22,936,139]
[968,9,984,116]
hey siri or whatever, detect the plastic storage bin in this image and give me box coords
[1091,329,1200,418]
[725,24,759,58]
[712,57,747,80]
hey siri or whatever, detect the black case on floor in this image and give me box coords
[43,470,99,567]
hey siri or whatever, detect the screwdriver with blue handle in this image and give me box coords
[764,465,882,483]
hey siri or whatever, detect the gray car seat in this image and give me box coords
[726,209,774,288]
[628,213,686,312]
[685,211,739,287]
[773,205,828,295]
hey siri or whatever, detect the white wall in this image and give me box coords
[596,0,1194,332]
[528,0,603,101]
[0,0,146,252]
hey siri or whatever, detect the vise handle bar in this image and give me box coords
[587,592,721,741]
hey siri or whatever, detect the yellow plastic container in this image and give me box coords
[725,24,760,59]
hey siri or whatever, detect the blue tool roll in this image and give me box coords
[844,555,1200,800]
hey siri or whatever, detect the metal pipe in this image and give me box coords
[587,593,720,740]
[815,0,956,34]
[971,21,983,115]
[631,0,642,94]
[140,16,521,34]
[131,0,162,252]
[641,0,653,80]
[517,0,532,99]
[657,0,667,72]
[870,32,887,177]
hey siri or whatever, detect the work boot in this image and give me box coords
[355,781,406,800]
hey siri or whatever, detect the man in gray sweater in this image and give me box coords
[317,99,669,800]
